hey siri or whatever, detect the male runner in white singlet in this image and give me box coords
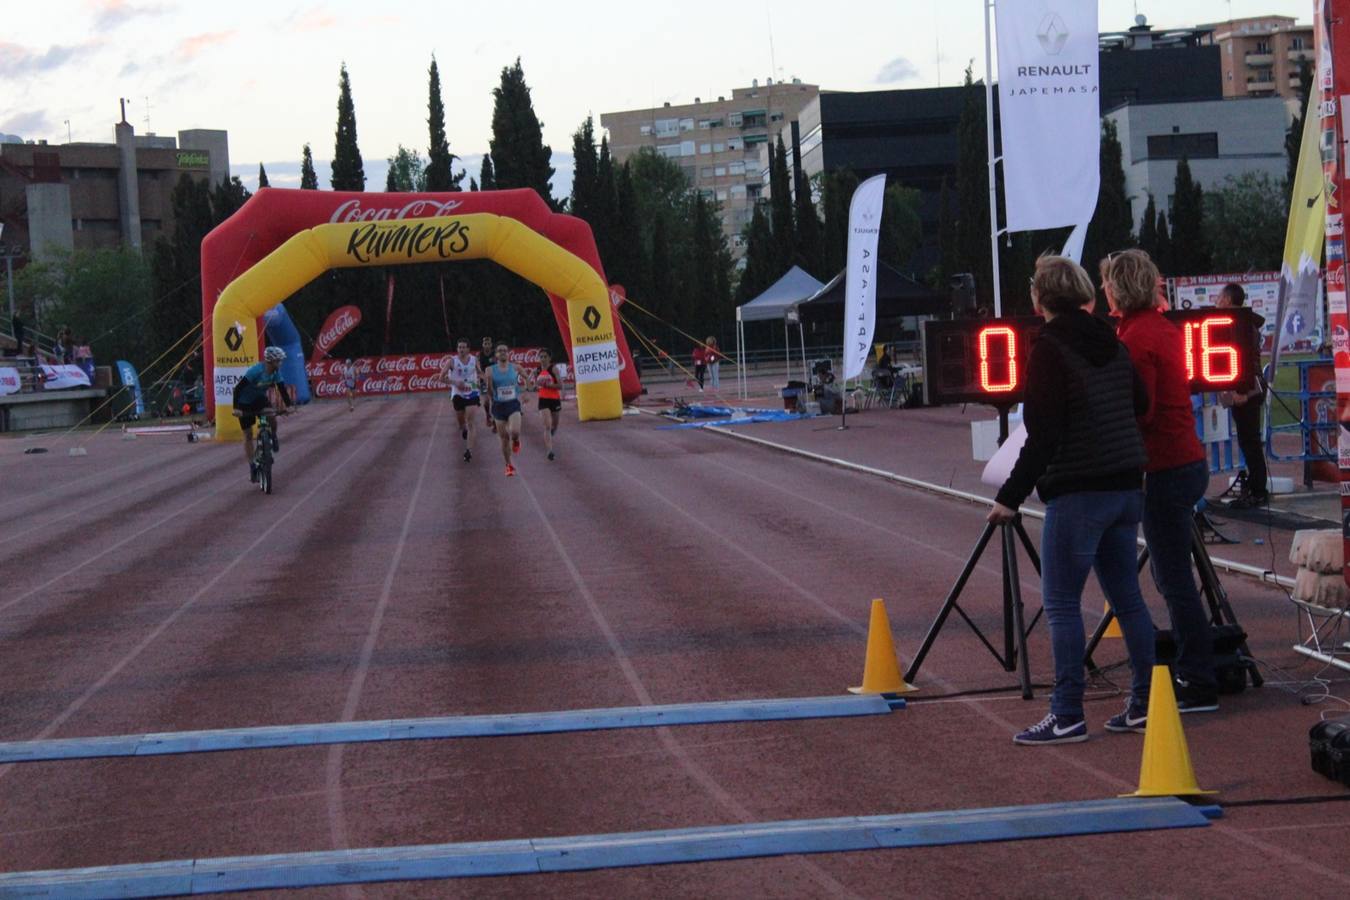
[441,339,483,462]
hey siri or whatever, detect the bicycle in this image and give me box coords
[235,407,284,494]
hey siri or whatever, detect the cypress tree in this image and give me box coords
[768,136,795,277]
[737,201,775,302]
[1287,62,1314,189]
[1137,194,1158,259]
[688,191,724,334]
[569,116,599,221]
[793,173,824,278]
[330,63,365,190]
[1155,208,1173,275]
[489,58,555,208]
[594,135,618,273]
[150,174,213,350]
[610,161,641,292]
[936,177,957,287]
[1169,157,1208,275]
[424,55,462,192]
[480,154,496,190]
[821,168,860,275]
[300,143,318,189]
[469,177,479,191]
[955,64,992,307]
[257,163,269,189]
[1083,118,1134,272]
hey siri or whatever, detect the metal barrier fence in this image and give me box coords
[1266,358,1336,488]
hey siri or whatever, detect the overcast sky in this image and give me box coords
[3,1,1314,198]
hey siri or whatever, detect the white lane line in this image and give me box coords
[325,404,444,856]
[0,413,398,786]
[516,467,861,900]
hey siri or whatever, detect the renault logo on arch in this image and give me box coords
[1037,12,1069,56]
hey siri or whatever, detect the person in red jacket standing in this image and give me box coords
[1103,249,1219,714]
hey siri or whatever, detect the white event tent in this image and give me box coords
[734,266,825,398]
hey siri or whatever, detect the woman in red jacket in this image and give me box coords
[1103,249,1219,714]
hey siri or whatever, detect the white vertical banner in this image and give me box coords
[843,174,886,381]
[996,0,1100,237]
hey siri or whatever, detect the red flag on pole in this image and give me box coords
[310,305,362,363]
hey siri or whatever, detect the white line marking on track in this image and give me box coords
[516,466,862,900]
[0,413,399,786]
[325,404,444,863]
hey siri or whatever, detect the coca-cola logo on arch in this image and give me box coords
[328,198,465,224]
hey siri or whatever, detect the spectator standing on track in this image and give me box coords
[479,336,498,434]
[691,342,708,391]
[487,343,525,476]
[989,255,1157,745]
[441,340,482,461]
[706,336,722,390]
[1216,282,1269,508]
[531,348,563,461]
[1104,249,1219,714]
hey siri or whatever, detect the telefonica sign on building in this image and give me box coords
[997,2,1100,235]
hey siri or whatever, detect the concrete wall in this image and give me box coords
[24,183,73,261]
[1109,96,1288,225]
[179,129,230,187]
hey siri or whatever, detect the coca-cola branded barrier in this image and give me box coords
[202,188,640,436]
[310,305,362,363]
[307,350,569,400]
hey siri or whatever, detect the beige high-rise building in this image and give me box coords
[1209,15,1313,101]
[600,79,819,258]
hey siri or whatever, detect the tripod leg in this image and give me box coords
[905,522,999,683]
[1004,522,1035,700]
[1189,522,1264,688]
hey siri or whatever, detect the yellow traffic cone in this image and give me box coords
[848,599,917,695]
[1123,665,1216,797]
[1102,602,1123,639]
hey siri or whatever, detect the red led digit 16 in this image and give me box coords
[1182,316,1239,385]
[978,325,1018,393]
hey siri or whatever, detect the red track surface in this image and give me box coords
[1,390,1348,897]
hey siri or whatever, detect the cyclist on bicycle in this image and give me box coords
[234,345,293,483]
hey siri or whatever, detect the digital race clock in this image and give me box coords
[920,308,1257,407]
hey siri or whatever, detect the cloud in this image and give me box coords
[89,1,171,30]
[174,30,237,61]
[0,41,99,78]
[0,110,56,138]
[875,56,921,84]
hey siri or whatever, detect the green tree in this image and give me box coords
[479,154,496,190]
[793,171,824,278]
[1287,61,1314,190]
[769,136,795,277]
[738,201,775,302]
[300,143,318,189]
[593,135,619,275]
[955,63,993,307]
[1137,194,1158,259]
[257,163,269,189]
[569,116,600,221]
[1169,157,1209,275]
[385,145,427,192]
[15,248,155,369]
[149,173,213,353]
[489,58,555,208]
[609,160,642,293]
[935,177,957,287]
[820,168,860,275]
[1155,207,1174,275]
[211,176,250,223]
[1083,118,1134,272]
[423,55,462,192]
[1204,172,1287,272]
[331,63,365,190]
[880,184,923,272]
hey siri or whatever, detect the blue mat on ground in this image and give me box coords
[0,695,899,764]
[0,798,1217,896]
[660,404,813,429]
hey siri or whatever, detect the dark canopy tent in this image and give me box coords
[796,261,948,321]
[735,266,826,396]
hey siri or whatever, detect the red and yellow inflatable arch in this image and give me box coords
[202,188,641,440]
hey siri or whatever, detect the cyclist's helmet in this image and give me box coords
[263,346,286,364]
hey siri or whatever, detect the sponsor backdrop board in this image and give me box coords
[306,349,570,400]
[1171,272,1323,354]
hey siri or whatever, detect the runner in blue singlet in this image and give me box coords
[488,343,524,476]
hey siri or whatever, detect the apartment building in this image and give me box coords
[600,80,819,255]
[1209,15,1314,101]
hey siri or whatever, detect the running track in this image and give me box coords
[0,394,1347,897]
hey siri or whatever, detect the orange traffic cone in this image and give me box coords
[1123,666,1216,798]
[1102,602,1123,639]
[848,599,917,695]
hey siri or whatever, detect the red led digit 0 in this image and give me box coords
[978,325,1018,393]
[1200,315,1238,384]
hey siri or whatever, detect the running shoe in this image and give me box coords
[512,436,520,454]
[547,451,555,461]
[249,462,259,484]
[463,449,472,462]
[1104,701,1148,734]
[1013,713,1087,745]
[1174,678,1219,713]
[505,463,516,477]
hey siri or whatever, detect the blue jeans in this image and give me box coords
[1143,460,1216,691]
[1041,489,1155,718]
